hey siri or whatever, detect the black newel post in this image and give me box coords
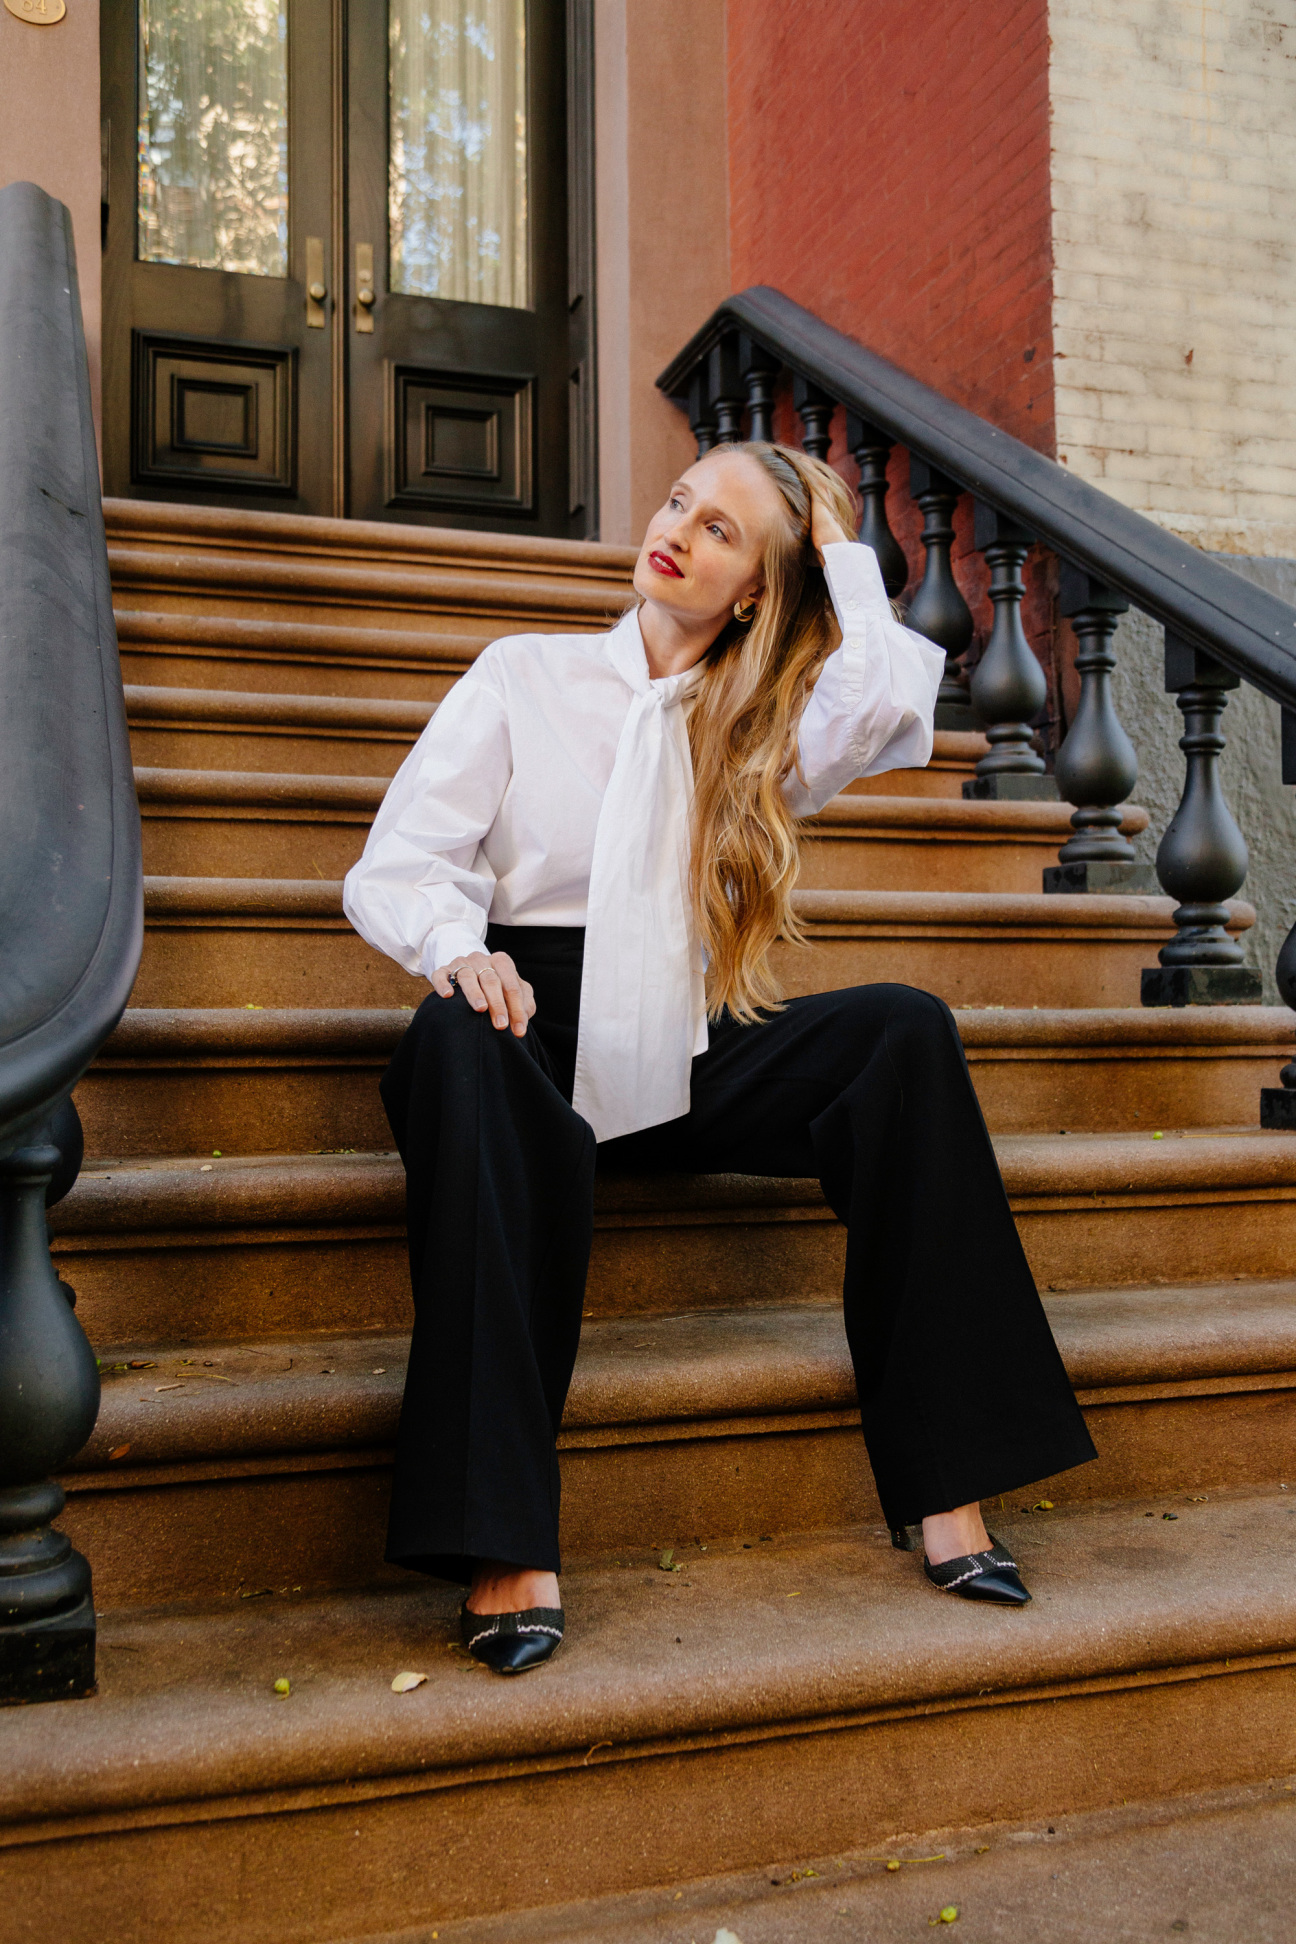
[793,375,834,460]
[964,506,1056,802]
[742,339,779,443]
[1141,635,1262,1006]
[1260,706,1296,1127]
[688,369,717,457]
[708,337,744,441]
[845,415,908,597]
[1045,566,1155,892]
[0,1102,100,1704]
[906,457,976,732]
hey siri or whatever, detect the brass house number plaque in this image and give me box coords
[4,0,67,22]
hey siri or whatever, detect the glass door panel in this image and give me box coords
[389,0,528,308]
[137,0,290,275]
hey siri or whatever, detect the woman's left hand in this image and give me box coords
[809,489,854,564]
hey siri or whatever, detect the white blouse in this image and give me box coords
[343,540,943,1142]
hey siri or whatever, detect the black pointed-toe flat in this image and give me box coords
[460,1603,565,1673]
[923,1536,1031,1606]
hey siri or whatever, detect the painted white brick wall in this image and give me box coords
[1049,0,1296,555]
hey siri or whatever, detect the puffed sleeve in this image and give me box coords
[786,540,944,816]
[342,645,512,979]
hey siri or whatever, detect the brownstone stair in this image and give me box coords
[8,501,1295,1944]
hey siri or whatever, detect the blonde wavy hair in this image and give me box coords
[685,441,861,1023]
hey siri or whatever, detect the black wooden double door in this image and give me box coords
[101,0,590,534]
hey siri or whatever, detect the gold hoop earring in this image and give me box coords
[733,596,758,623]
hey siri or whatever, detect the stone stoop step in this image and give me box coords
[130,878,1242,1010]
[3,1491,1296,1944]
[57,1283,1296,1608]
[124,685,988,797]
[132,766,1150,894]
[48,1132,1296,1347]
[75,1005,1296,1155]
[332,1776,1296,1944]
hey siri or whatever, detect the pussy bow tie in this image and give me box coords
[571,609,708,1142]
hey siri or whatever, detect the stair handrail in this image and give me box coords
[658,287,1296,712]
[0,182,142,1706]
[658,284,1296,1111]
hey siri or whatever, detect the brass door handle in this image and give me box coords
[355,243,375,333]
[306,237,327,327]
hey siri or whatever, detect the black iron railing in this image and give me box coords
[0,184,143,1704]
[659,289,1296,1114]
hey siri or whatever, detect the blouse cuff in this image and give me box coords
[821,540,893,633]
[425,920,490,978]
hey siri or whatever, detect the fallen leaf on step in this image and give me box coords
[391,1671,427,1693]
[108,1444,131,1461]
[240,1587,272,1600]
[658,1549,676,1571]
[273,1678,290,1696]
[128,1360,156,1370]
[933,1908,959,1925]
[155,1383,184,1392]
[713,1932,744,1944]
[199,1165,213,1173]
[1032,1500,1054,1511]
[372,1367,387,1374]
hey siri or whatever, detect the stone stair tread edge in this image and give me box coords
[67,1281,1296,1479]
[53,1129,1296,1242]
[6,1488,1296,1839]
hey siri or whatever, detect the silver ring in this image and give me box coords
[447,969,460,987]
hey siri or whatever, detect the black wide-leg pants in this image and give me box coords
[380,924,1096,1583]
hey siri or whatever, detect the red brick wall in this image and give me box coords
[726,0,1056,453]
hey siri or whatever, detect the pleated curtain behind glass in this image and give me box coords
[137,0,289,276]
[388,0,529,309]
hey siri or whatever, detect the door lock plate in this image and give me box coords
[305,237,326,327]
[355,243,375,333]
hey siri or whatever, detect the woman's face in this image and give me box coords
[633,449,788,631]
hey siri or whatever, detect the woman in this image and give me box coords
[344,442,1096,1675]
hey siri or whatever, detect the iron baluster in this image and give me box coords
[845,414,907,597]
[688,369,717,457]
[0,1103,100,1705]
[741,339,779,443]
[793,375,833,460]
[1141,636,1261,1005]
[964,506,1054,800]
[906,458,975,732]
[1045,568,1153,890]
[708,338,745,442]
[1260,707,1296,1125]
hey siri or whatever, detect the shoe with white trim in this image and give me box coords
[922,1535,1031,1605]
[460,1603,565,1673]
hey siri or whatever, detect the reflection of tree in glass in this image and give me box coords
[389,0,528,309]
[137,0,288,278]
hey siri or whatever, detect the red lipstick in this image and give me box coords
[648,549,683,579]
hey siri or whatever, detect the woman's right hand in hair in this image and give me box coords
[433,951,536,1035]
[808,487,854,564]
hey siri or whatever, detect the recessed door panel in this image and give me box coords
[390,366,533,511]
